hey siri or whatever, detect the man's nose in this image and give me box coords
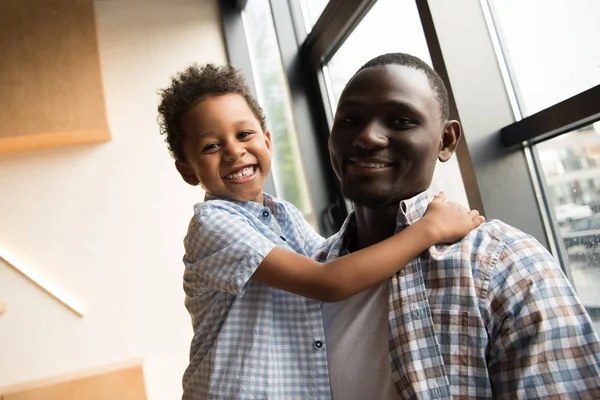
[352,123,388,150]
[223,141,246,161]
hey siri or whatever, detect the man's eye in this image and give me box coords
[391,117,415,128]
[340,116,360,125]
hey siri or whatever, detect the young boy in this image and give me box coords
[157,63,484,399]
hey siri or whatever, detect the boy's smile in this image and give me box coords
[176,94,272,203]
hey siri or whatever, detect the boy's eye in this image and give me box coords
[237,130,253,140]
[202,143,220,153]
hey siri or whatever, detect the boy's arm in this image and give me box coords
[252,195,483,302]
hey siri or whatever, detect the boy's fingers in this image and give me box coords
[433,191,447,203]
[472,215,485,224]
[468,209,480,217]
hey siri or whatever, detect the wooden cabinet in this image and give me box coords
[0,363,146,400]
[0,0,110,154]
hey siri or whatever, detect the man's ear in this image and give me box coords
[438,120,461,162]
[264,130,273,153]
[175,160,200,186]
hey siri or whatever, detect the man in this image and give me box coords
[317,53,600,399]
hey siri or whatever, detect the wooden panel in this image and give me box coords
[1,363,146,400]
[0,0,110,154]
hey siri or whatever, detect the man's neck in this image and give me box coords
[353,204,399,251]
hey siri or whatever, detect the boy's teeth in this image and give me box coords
[226,166,255,180]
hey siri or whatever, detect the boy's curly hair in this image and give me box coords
[157,63,267,161]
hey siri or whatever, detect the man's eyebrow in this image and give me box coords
[337,98,366,108]
[338,98,423,116]
[382,99,421,115]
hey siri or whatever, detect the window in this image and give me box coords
[299,0,329,32]
[243,0,315,221]
[323,0,469,207]
[488,0,600,117]
[535,121,600,329]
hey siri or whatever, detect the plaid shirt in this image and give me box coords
[315,190,600,399]
[181,193,331,399]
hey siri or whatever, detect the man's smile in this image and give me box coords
[347,157,393,175]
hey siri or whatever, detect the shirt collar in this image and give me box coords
[396,190,434,228]
[203,191,285,219]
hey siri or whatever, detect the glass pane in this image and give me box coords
[299,0,330,32]
[488,0,600,117]
[243,0,315,222]
[535,121,600,331]
[323,0,469,208]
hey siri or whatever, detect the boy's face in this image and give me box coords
[176,94,272,203]
[328,64,460,208]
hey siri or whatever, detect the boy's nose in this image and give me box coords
[223,143,246,161]
[353,123,388,150]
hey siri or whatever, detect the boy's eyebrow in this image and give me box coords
[234,119,256,126]
[194,120,257,140]
[196,131,216,139]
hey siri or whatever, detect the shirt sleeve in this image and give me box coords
[486,234,600,398]
[183,203,277,296]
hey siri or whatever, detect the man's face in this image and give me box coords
[328,64,459,207]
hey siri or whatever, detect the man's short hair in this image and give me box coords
[354,53,450,121]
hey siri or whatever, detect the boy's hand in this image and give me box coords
[421,191,485,243]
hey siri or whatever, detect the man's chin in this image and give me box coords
[343,189,399,209]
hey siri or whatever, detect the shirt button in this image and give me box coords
[280,236,286,241]
[314,340,323,349]
[262,211,270,217]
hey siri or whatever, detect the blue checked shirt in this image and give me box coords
[315,190,600,399]
[181,192,331,399]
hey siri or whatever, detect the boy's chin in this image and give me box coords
[227,188,263,203]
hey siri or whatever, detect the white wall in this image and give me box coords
[0,0,226,398]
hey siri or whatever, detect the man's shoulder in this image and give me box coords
[465,219,558,275]
[475,219,533,246]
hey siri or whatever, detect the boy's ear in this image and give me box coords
[175,161,200,186]
[264,130,272,153]
[438,120,461,162]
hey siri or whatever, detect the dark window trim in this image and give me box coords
[501,84,600,147]
[302,0,377,68]
[425,0,550,248]
[415,0,484,214]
